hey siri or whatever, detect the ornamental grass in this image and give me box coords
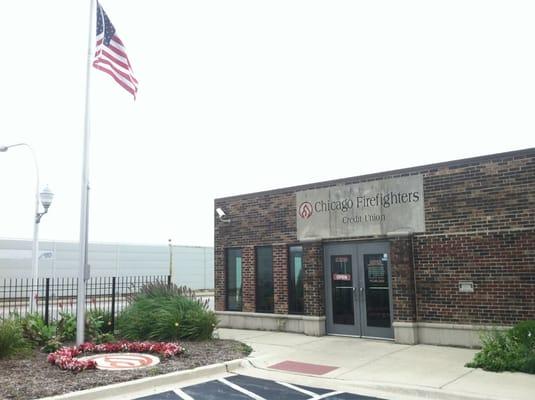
[117,283,217,341]
[0,318,31,359]
[466,320,535,374]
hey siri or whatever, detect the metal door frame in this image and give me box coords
[324,241,394,339]
[324,242,361,336]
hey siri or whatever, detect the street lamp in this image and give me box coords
[37,185,54,222]
[0,143,54,312]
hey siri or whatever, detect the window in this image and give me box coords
[256,246,273,313]
[288,246,304,314]
[226,249,242,311]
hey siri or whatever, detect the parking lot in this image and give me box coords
[135,374,385,400]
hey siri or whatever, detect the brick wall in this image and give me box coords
[273,245,289,314]
[214,244,225,311]
[390,237,417,322]
[303,242,325,316]
[242,247,256,312]
[422,156,534,233]
[413,231,535,325]
[412,153,535,325]
[215,149,535,326]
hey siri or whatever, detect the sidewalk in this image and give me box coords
[217,328,535,400]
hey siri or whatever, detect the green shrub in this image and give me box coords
[56,311,76,341]
[41,337,62,353]
[509,320,535,349]
[84,310,118,343]
[20,314,56,346]
[95,332,116,344]
[84,310,104,341]
[466,320,535,374]
[118,283,217,341]
[19,314,63,353]
[236,342,253,356]
[55,309,115,343]
[20,310,116,351]
[87,309,114,334]
[0,319,31,358]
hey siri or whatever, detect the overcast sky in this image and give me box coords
[0,1,533,248]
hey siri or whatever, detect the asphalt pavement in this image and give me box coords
[134,374,383,400]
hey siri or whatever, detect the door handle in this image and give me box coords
[336,286,354,289]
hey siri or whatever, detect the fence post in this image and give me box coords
[111,276,116,331]
[167,275,171,287]
[44,278,50,325]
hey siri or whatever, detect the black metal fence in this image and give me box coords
[0,275,171,329]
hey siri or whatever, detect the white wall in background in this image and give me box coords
[0,239,214,290]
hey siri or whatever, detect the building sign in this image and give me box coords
[296,175,425,240]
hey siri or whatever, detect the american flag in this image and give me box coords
[93,2,138,98]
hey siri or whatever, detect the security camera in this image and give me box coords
[215,207,231,223]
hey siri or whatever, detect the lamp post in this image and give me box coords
[168,238,173,286]
[0,143,54,312]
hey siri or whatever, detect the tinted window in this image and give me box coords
[288,246,304,314]
[256,247,273,313]
[226,249,242,311]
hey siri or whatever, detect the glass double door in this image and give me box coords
[324,242,393,339]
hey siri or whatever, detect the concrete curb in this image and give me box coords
[41,358,245,400]
[242,358,504,400]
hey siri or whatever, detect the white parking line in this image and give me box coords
[276,381,318,397]
[218,377,267,400]
[174,388,194,400]
[308,391,344,400]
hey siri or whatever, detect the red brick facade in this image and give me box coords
[273,245,289,314]
[303,242,325,316]
[214,149,535,327]
[241,247,256,312]
[390,237,417,322]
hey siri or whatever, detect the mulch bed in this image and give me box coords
[0,339,250,400]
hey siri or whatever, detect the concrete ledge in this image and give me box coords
[216,311,326,336]
[393,321,511,347]
[392,321,419,345]
[42,359,245,400]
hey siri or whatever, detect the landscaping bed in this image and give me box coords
[0,338,250,400]
[0,284,251,400]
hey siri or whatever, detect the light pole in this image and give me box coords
[0,143,54,312]
[168,238,173,285]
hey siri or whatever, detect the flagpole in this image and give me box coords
[76,0,97,346]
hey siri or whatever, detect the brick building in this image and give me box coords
[214,148,535,347]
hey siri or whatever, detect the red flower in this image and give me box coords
[48,341,185,372]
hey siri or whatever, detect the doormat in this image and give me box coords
[268,360,338,375]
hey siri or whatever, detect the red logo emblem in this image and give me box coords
[298,202,313,219]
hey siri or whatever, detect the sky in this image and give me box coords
[0,1,533,248]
